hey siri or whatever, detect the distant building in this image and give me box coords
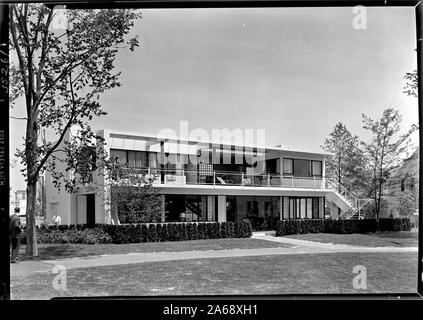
[44,127,369,229]
[10,189,26,215]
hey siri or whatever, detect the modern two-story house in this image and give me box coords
[45,128,368,228]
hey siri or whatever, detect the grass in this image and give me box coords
[284,232,418,247]
[11,251,417,299]
[17,238,291,261]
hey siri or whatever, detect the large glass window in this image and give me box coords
[283,158,323,177]
[306,198,313,218]
[283,159,293,175]
[247,201,259,217]
[312,161,322,177]
[300,199,306,218]
[294,159,311,177]
[312,198,319,219]
[128,151,148,167]
[285,197,325,220]
[149,152,158,169]
[283,197,289,219]
[110,149,127,164]
[185,195,203,222]
[289,198,295,219]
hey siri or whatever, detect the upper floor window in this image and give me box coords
[110,149,149,167]
[110,149,127,165]
[283,158,323,177]
[283,159,293,175]
[294,159,311,177]
[312,161,322,177]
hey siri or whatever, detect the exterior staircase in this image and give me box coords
[325,178,371,220]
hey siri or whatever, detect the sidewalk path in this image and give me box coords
[11,235,417,277]
[251,233,419,251]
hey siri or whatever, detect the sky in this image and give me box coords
[10,6,419,191]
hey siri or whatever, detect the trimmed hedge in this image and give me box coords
[30,221,252,244]
[34,226,113,244]
[276,218,411,236]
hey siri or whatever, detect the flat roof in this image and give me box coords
[97,129,333,157]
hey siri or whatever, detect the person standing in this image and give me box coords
[52,212,62,226]
[10,207,22,263]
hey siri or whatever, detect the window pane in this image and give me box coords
[312,198,319,219]
[300,199,306,218]
[134,151,147,167]
[307,198,312,218]
[128,151,136,167]
[294,159,311,177]
[149,152,158,169]
[110,149,127,164]
[283,197,289,219]
[283,159,293,174]
[186,195,201,222]
[319,197,324,219]
[312,161,322,176]
[290,198,295,219]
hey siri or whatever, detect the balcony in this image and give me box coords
[110,167,326,190]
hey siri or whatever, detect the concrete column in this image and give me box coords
[217,195,226,222]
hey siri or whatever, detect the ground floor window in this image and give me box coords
[283,196,324,219]
[164,194,216,222]
[226,195,279,230]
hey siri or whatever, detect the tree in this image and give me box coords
[109,163,162,224]
[398,190,417,218]
[9,4,141,256]
[403,69,418,98]
[361,108,417,230]
[321,122,366,194]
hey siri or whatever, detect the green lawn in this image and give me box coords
[284,232,418,247]
[17,238,290,261]
[11,251,417,299]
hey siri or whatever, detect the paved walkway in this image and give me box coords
[251,233,419,251]
[10,235,417,277]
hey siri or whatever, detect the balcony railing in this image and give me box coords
[110,167,326,190]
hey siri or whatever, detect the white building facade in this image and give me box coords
[45,129,364,229]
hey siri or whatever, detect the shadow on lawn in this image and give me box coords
[18,244,89,261]
[373,231,418,239]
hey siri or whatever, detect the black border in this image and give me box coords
[0,4,9,301]
[0,0,421,305]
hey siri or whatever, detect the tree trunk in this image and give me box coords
[374,189,380,233]
[25,181,38,256]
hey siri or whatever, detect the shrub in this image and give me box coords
[220,222,228,238]
[148,224,157,242]
[159,224,168,242]
[276,218,411,236]
[35,227,112,244]
[379,218,411,232]
[28,221,252,244]
[227,222,235,238]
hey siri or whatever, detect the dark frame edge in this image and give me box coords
[416,0,423,297]
[0,4,10,301]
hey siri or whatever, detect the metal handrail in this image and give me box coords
[109,166,325,189]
